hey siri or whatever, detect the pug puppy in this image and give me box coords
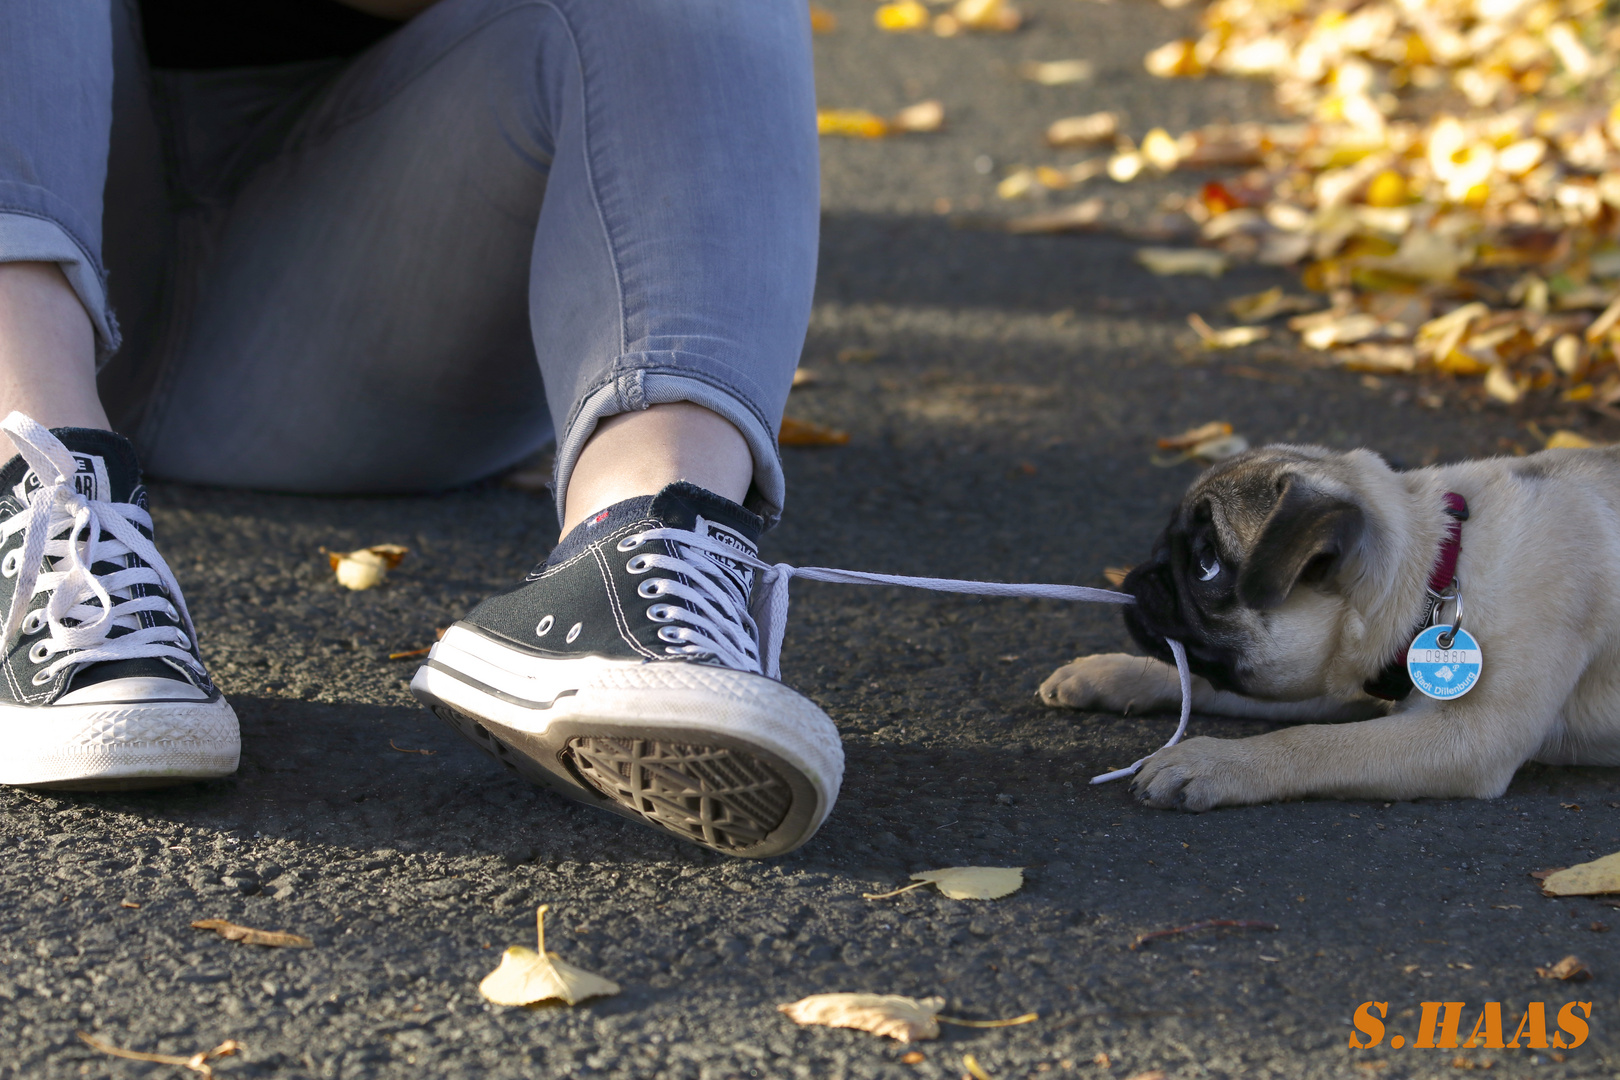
[1040,443,1620,810]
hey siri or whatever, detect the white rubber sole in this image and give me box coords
[411,625,844,857]
[0,694,241,790]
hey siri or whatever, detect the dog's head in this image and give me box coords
[1123,444,1389,698]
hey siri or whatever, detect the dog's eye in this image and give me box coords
[1197,555,1221,582]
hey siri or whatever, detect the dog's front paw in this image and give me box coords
[1131,738,1258,812]
[1039,653,1180,713]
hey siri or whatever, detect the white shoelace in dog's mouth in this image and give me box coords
[621,525,1190,784]
[0,413,203,687]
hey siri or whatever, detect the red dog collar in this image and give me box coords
[1363,493,1469,701]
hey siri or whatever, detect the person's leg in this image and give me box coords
[0,264,110,453]
[560,402,751,533]
[131,0,816,524]
[404,0,837,858]
[0,0,238,790]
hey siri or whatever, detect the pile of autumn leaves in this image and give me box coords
[1024,0,1620,407]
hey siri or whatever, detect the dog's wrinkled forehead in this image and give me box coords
[1180,446,1336,549]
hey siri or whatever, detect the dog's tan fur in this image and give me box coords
[1041,444,1620,810]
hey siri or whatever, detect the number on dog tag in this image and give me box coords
[1405,625,1482,701]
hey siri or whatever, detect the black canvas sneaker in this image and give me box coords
[0,413,239,789]
[411,482,842,857]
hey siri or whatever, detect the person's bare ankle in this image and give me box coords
[0,262,110,460]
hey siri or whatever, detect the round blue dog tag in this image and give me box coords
[1406,625,1482,701]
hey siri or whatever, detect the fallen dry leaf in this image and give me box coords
[949,0,1021,33]
[1227,287,1320,323]
[817,109,889,139]
[891,100,945,134]
[779,417,851,446]
[78,1034,242,1080]
[901,1050,926,1064]
[1045,111,1119,147]
[865,866,1024,901]
[1005,198,1105,234]
[874,0,929,31]
[1188,313,1269,349]
[1156,420,1233,451]
[479,905,620,1007]
[809,4,837,33]
[963,1053,995,1080]
[1535,954,1591,981]
[779,993,944,1043]
[1546,429,1601,449]
[1018,59,1094,85]
[191,919,312,949]
[791,367,819,387]
[328,544,407,591]
[1103,565,1132,586]
[1539,853,1620,895]
[1136,248,1228,277]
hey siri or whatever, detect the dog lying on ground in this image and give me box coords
[1040,443,1620,810]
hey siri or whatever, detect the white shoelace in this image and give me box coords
[0,413,202,687]
[622,526,1191,784]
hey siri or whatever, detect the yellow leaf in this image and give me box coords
[1546,430,1599,449]
[1227,287,1320,323]
[479,906,620,1007]
[891,100,945,134]
[1187,314,1269,349]
[1017,59,1094,85]
[809,4,837,33]
[1141,128,1183,172]
[779,993,944,1042]
[1364,170,1409,208]
[951,0,1020,32]
[1136,248,1228,277]
[192,919,313,949]
[328,544,408,591]
[1483,364,1523,404]
[779,416,851,446]
[1539,851,1620,895]
[1145,39,1201,78]
[817,109,889,139]
[912,866,1025,899]
[1156,420,1232,450]
[1045,112,1119,147]
[874,0,929,31]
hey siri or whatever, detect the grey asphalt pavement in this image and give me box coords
[6,2,1620,1078]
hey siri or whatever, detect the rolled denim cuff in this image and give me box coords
[0,206,119,364]
[555,361,788,531]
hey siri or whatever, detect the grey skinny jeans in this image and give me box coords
[0,0,819,525]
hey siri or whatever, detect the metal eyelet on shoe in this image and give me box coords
[637,580,665,599]
[535,614,554,637]
[626,555,651,574]
[30,670,51,686]
[28,641,51,664]
[646,604,675,622]
[565,622,582,643]
[21,611,43,635]
[616,535,646,551]
[657,626,684,643]
[1,550,18,578]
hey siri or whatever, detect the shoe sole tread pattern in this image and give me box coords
[1,698,241,789]
[412,640,842,858]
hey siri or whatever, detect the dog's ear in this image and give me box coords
[1236,473,1365,610]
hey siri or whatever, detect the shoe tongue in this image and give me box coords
[0,427,142,505]
[545,482,763,568]
[649,481,763,554]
